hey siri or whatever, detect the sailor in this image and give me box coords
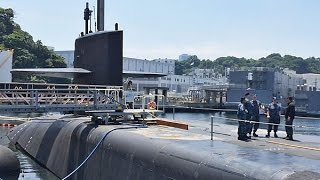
[266,97,281,138]
[284,96,295,140]
[250,94,261,137]
[244,93,252,139]
[237,97,250,141]
[124,80,134,109]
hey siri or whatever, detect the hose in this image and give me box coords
[61,125,147,180]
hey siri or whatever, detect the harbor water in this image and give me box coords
[0,126,59,180]
[1,112,319,179]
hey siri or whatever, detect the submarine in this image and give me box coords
[7,0,320,179]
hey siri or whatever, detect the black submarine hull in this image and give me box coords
[8,119,249,180]
[8,118,320,180]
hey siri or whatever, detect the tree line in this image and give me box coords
[175,54,320,76]
[0,7,68,83]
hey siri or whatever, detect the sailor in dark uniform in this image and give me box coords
[250,94,261,137]
[284,96,295,140]
[237,97,250,141]
[266,97,281,138]
[244,93,252,139]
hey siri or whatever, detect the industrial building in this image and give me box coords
[227,67,305,104]
[55,50,226,93]
[178,54,191,61]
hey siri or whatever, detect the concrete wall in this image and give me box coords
[229,70,275,91]
[295,91,320,112]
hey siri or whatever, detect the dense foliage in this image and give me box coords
[176,54,320,76]
[0,7,67,83]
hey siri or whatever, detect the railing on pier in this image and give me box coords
[0,82,123,113]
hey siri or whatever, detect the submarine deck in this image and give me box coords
[7,115,320,179]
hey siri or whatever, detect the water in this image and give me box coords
[160,112,320,136]
[0,127,59,180]
[1,112,319,180]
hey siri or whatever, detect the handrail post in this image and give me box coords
[173,105,175,120]
[35,90,38,110]
[93,90,97,109]
[211,116,214,140]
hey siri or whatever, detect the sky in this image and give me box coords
[1,0,320,60]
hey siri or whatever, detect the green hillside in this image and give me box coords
[176,54,320,76]
[0,7,67,83]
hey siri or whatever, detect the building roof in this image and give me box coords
[123,71,167,78]
[11,68,167,79]
[11,68,91,78]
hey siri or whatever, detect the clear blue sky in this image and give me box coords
[1,0,320,60]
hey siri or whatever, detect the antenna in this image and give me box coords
[89,10,93,33]
[93,6,97,32]
[97,0,105,31]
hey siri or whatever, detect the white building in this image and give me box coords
[301,73,320,91]
[54,50,176,74]
[190,69,226,86]
[0,50,13,82]
[179,54,191,61]
[123,57,175,74]
[132,74,192,93]
[284,68,320,91]
[55,50,74,68]
[53,50,227,93]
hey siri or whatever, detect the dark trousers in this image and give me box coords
[238,120,247,137]
[245,114,251,134]
[250,116,260,133]
[268,117,280,133]
[285,118,294,136]
[246,121,252,134]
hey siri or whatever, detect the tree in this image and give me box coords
[175,53,320,76]
[0,6,67,83]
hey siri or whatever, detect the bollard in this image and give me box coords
[173,105,175,120]
[211,116,213,140]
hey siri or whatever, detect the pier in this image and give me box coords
[0,82,122,113]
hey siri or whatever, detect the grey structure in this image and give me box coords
[227,67,304,104]
[295,91,320,113]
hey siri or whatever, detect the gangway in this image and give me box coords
[0,82,123,113]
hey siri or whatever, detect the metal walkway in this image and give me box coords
[0,82,123,113]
